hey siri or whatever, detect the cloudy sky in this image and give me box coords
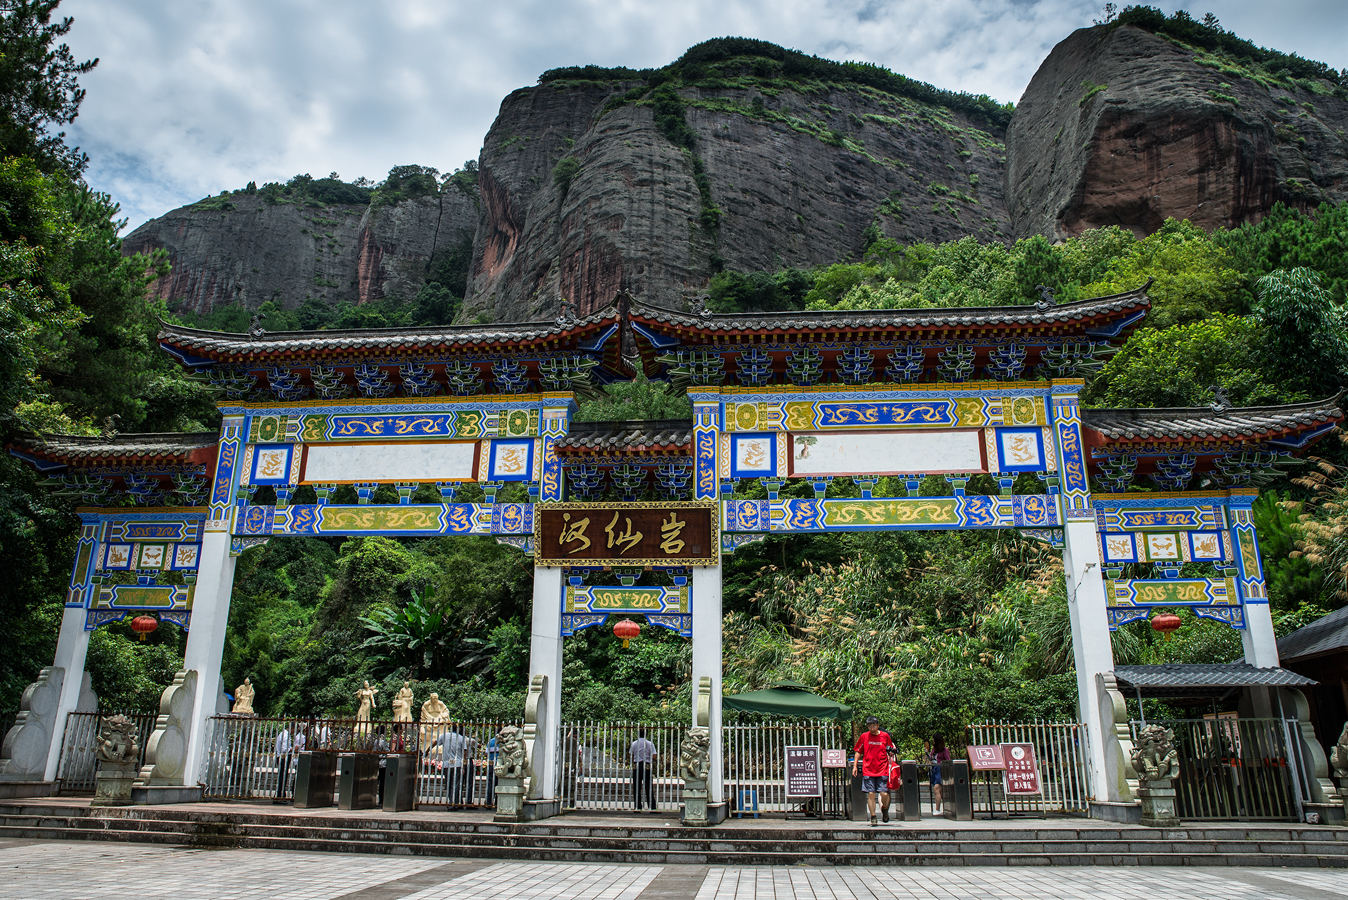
[60,0,1347,231]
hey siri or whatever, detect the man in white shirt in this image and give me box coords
[630,729,657,811]
[273,724,293,803]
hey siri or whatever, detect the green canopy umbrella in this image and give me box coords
[723,680,852,720]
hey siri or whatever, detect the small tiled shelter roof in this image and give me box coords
[555,420,693,456]
[10,432,219,473]
[1278,605,1348,664]
[1114,663,1316,698]
[1083,395,1344,448]
[631,286,1151,342]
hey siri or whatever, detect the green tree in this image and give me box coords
[0,0,96,175]
[1088,314,1287,408]
[1253,268,1346,397]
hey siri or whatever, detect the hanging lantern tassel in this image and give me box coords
[1150,612,1182,641]
[130,614,159,642]
[613,618,640,649]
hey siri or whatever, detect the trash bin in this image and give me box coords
[899,760,921,820]
[337,753,379,810]
[381,753,417,812]
[945,759,972,820]
[294,750,338,808]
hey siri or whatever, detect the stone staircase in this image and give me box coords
[1,802,1345,867]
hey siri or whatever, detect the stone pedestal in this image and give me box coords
[93,760,137,806]
[681,785,709,826]
[1137,780,1179,827]
[494,777,526,822]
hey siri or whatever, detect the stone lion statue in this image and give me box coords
[495,725,527,779]
[1331,722,1348,782]
[95,714,140,764]
[679,726,710,784]
[1130,723,1179,782]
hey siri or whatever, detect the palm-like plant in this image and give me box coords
[358,587,451,674]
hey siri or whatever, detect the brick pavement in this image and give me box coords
[1,840,1345,899]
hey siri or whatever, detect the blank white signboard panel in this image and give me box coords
[303,441,477,483]
[790,430,984,476]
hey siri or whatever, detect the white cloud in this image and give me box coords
[59,0,1346,230]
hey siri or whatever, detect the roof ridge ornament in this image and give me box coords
[248,311,265,338]
[1209,384,1232,412]
[556,300,578,327]
[692,293,714,320]
[1034,285,1056,310]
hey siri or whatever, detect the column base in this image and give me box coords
[0,781,54,799]
[131,784,203,805]
[519,798,561,821]
[1089,799,1142,824]
[1305,801,1345,825]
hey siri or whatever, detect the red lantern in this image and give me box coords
[130,615,159,642]
[1150,612,1182,640]
[613,618,640,649]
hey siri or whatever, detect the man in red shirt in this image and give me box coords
[851,715,897,826]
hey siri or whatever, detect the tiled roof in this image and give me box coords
[157,307,621,362]
[1114,663,1316,692]
[1278,604,1348,663]
[555,420,693,454]
[9,432,219,475]
[632,286,1150,335]
[1083,395,1343,444]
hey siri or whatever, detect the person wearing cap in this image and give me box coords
[851,715,897,826]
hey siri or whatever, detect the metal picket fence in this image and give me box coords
[558,721,685,812]
[723,719,848,814]
[201,715,517,806]
[55,711,158,793]
[966,719,1093,814]
[1129,717,1303,821]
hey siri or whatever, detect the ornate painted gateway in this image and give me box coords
[3,287,1343,818]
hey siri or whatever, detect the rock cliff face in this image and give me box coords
[463,74,1010,320]
[125,30,1348,323]
[1007,24,1348,239]
[124,188,477,313]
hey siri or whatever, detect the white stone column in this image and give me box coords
[527,565,563,800]
[1241,605,1279,667]
[40,606,93,781]
[179,528,238,786]
[1062,517,1120,802]
[691,563,724,804]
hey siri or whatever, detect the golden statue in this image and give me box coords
[232,677,255,716]
[354,680,378,721]
[419,691,450,744]
[392,681,415,723]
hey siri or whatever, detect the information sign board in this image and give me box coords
[1001,742,1042,795]
[821,748,847,769]
[966,744,1005,771]
[785,745,823,799]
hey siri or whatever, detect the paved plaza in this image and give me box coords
[0,840,1345,900]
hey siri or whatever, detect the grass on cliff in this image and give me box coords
[540,37,1014,133]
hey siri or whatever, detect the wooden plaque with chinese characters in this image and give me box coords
[536,502,718,567]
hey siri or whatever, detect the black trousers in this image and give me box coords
[632,762,653,809]
[276,754,291,799]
